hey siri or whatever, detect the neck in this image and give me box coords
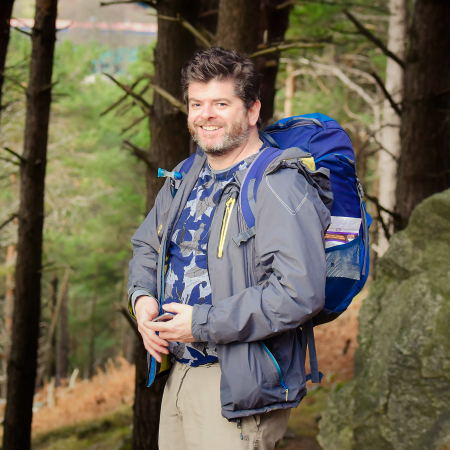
[205,128,262,171]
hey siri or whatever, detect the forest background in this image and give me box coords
[0,0,449,449]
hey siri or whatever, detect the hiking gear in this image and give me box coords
[128,146,331,419]
[238,113,372,326]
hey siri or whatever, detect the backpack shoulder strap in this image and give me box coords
[233,147,283,247]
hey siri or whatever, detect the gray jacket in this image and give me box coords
[128,146,332,420]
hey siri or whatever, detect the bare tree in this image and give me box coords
[394,0,450,230]
[2,0,58,447]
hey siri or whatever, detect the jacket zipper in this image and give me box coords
[217,196,236,258]
[260,341,289,401]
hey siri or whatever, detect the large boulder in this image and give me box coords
[318,189,450,450]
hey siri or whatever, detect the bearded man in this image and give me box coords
[127,47,331,450]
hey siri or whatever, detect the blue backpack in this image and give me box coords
[160,113,371,384]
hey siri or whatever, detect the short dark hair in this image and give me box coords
[181,47,262,115]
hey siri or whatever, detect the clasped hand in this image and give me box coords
[135,297,194,363]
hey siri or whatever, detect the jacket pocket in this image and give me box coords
[260,341,289,401]
[219,341,289,413]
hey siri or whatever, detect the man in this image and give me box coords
[128,47,331,450]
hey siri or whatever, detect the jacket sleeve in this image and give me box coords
[127,178,172,317]
[191,168,331,344]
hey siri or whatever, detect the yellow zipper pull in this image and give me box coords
[217,197,236,258]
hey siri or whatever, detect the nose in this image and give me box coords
[200,103,216,120]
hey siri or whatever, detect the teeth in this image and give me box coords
[202,126,220,131]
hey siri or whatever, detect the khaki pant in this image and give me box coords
[159,361,291,450]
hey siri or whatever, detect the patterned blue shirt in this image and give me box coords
[163,156,255,366]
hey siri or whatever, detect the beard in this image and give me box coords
[188,114,251,156]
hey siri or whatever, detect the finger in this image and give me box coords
[163,302,183,313]
[142,335,169,355]
[147,347,162,363]
[143,320,172,332]
[148,332,169,348]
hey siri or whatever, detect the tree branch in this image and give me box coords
[365,194,400,219]
[122,140,155,169]
[12,26,32,37]
[370,70,402,116]
[0,214,18,232]
[103,73,152,112]
[150,83,187,114]
[100,76,150,116]
[2,147,26,163]
[343,9,405,69]
[121,113,148,134]
[250,42,325,58]
[0,70,27,91]
[277,0,388,14]
[0,156,20,166]
[146,11,213,48]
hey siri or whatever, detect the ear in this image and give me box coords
[248,100,261,127]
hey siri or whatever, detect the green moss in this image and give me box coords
[288,386,331,437]
[32,406,132,450]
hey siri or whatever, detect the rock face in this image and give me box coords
[318,189,450,450]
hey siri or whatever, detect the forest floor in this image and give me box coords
[3,289,365,449]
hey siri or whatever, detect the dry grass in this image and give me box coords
[30,357,135,436]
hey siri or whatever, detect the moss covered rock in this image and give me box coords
[318,189,450,450]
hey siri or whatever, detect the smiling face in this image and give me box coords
[187,79,259,156]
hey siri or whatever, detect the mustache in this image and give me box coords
[194,121,225,127]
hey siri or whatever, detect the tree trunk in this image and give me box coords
[133,1,201,449]
[56,282,69,386]
[2,0,58,448]
[88,267,98,379]
[377,0,406,253]
[0,0,15,118]
[133,337,168,450]
[216,0,261,54]
[48,276,58,382]
[2,244,16,398]
[255,0,291,128]
[394,0,450,231]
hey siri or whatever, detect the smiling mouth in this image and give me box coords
[200,125,222,131]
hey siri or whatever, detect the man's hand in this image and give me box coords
[135,296,169,363]
[145,302,195,343]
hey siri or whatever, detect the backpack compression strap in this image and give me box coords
[233,147,283,246]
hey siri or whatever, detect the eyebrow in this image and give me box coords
[188,98,231,103]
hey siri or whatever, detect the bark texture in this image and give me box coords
[134,1,200,449]
[216,0,261,53]
[145,0,199,211]
[255,0,291,128]
[0,0,15,117]
[2,0,58,448]
[394,0,450,231]
[377,0,406,254]
[56,284,69,386]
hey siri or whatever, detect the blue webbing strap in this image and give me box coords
[259,130,280,149]
[356,176,369,277]
[302,319,323,383]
